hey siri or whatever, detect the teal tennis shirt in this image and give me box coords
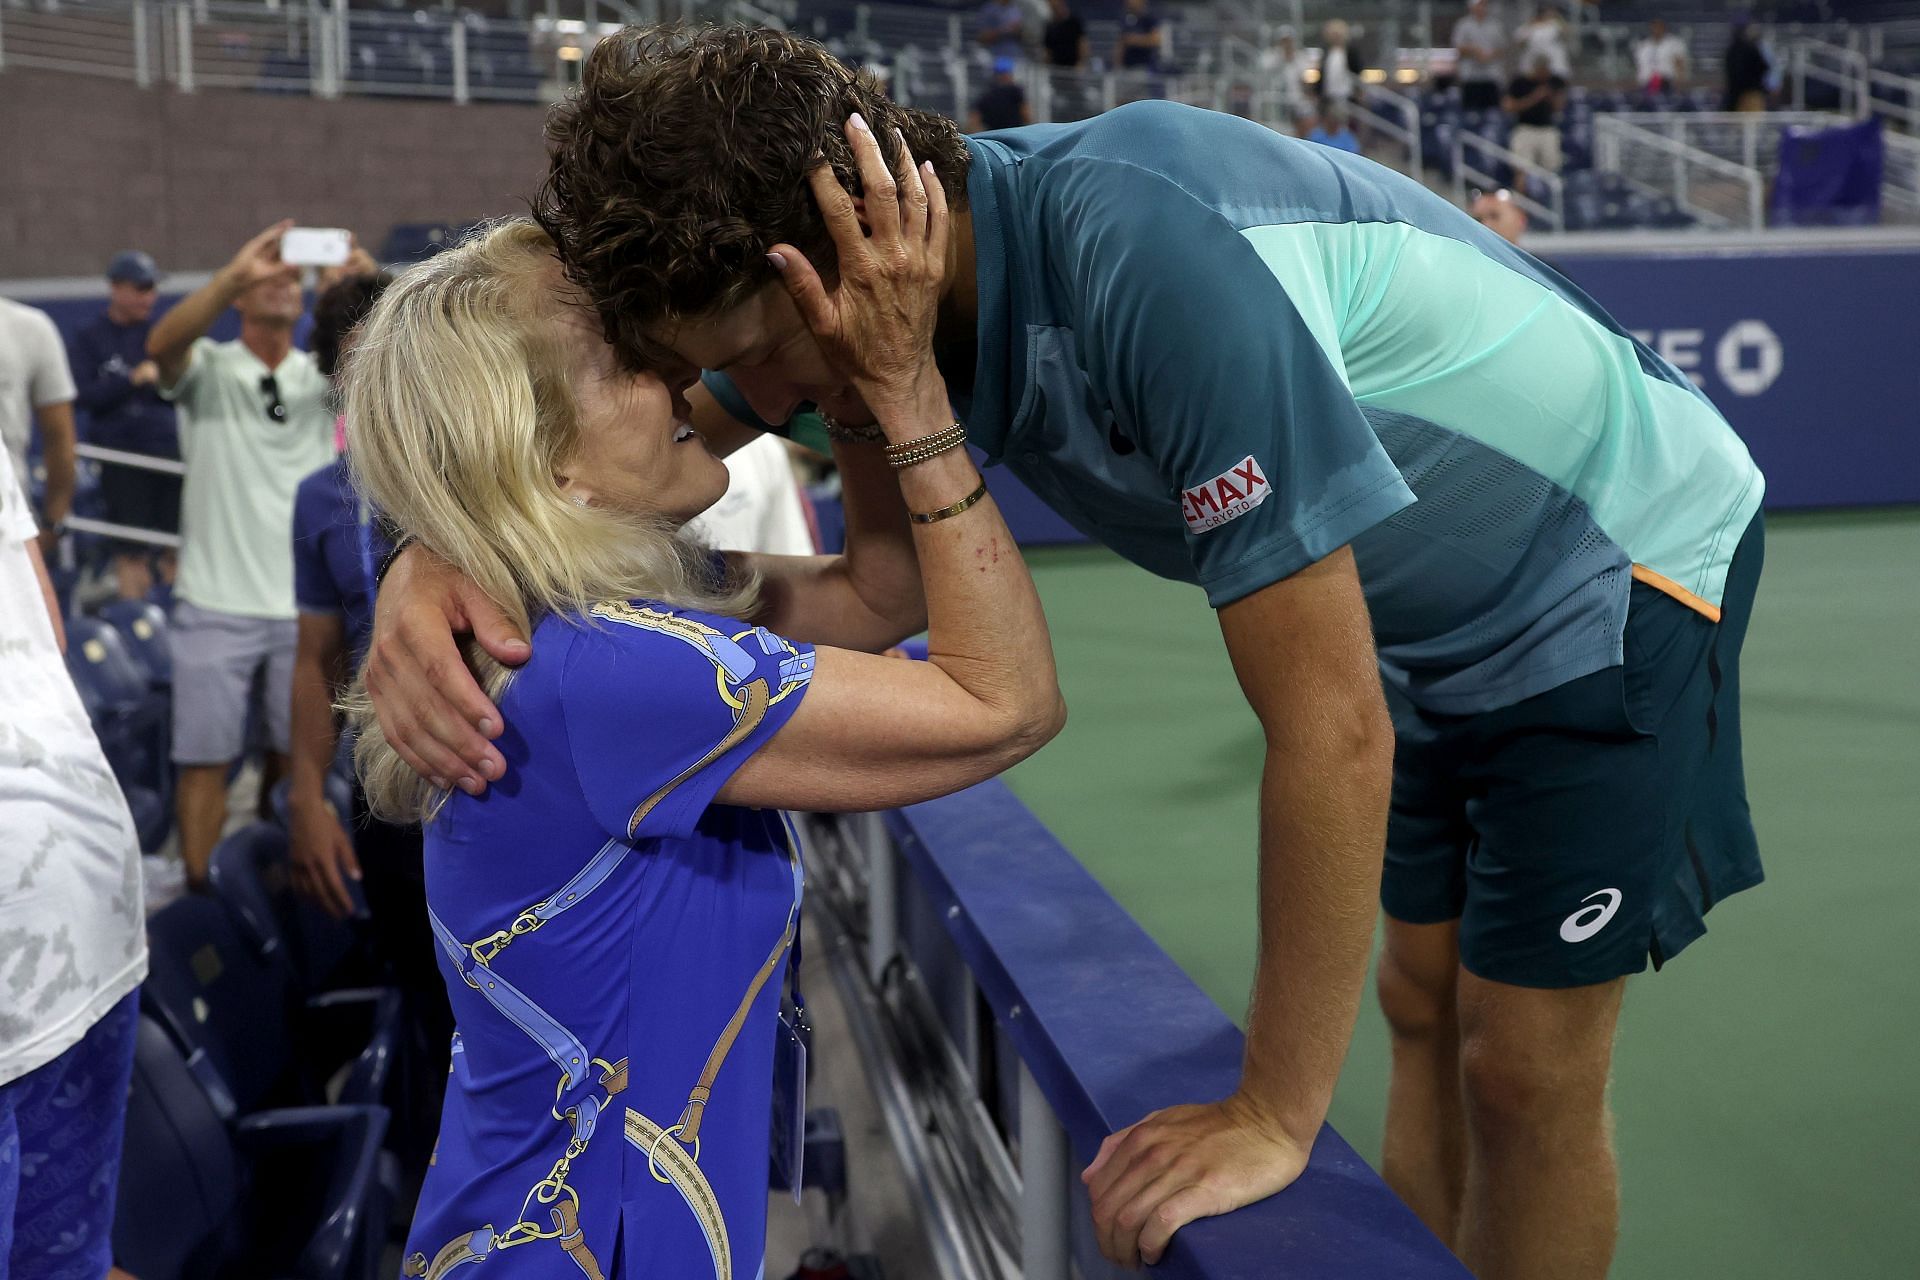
[709,102,1763,716]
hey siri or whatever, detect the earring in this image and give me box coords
[572,495,590,508]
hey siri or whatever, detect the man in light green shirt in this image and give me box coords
[150,221,337,885]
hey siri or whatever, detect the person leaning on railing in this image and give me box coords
[340,123,1064,1276]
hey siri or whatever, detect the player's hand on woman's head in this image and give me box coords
[364,543,530,795]
[766,114,950,421]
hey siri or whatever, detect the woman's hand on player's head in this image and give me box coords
[767,114,950,425]
[364,543,529,793]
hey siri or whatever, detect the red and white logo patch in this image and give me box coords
[1181,455,1271,534]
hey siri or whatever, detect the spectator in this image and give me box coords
[1725,17,1771,112]
[1515,4,1572,79]
[1317,18,1357,106]
[1636,17,1689,96]
[1116,0,1164,72]
[1259,28,1313,126]
[970,55,1033,131]
[70,250,181,600]
[977,0,1025,64]
[1042,0,1088,69]
[1453,0,1507,112]
[0,296,77,559]
[0,440,146,1280]
[1504,54,1569,188]
[684,435,818,558]
[1305,103,1362,153]
[147,221,338,889]
[286,269,453,1181]
[1471,187,1530,244]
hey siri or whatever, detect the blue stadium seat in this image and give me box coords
[209,819,379,998]
[66,615,169,797]
[122,782,171,854]
[98,597,172,687]
[114,1015,391,1280]
[143,892,397,1121]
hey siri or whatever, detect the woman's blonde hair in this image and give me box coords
[342,217,755,824]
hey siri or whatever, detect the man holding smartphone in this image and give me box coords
[147,221,342,887]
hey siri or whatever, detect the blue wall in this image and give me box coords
[1553,244,1920,509]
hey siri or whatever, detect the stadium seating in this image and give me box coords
[142,892,398,1120]
[98,597,173,687]
[115,1015,391,1280]
[210,818,378,995]
[65,614,171,803]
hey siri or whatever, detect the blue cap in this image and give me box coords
[993,54,1017,75]
[106,250,158,287]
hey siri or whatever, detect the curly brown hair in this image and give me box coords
[535,24,974,367]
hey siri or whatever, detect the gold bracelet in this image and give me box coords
[909,479,989,524]
[884,422,968,470]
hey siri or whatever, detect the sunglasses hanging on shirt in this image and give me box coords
[260,373,288,423]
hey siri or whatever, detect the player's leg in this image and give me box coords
[1377,916,1466,1247]
[1456,972,1625,1280]
[1376,717,1473,1247]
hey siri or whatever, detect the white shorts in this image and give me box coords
[1510,124,1564,175]
[169,601,296,764]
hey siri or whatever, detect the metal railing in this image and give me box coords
[0,0,587,103]
[1883,129,1920,216]
[1789,36,1920,134]
[1595,113,1765,231]
[1450,128,1565,232]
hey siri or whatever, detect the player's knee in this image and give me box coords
[1376,947,1455,1044]
[1459,1023,1606,1135]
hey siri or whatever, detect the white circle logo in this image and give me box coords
[1716,320,1784,397]
[1559,889,1623,944]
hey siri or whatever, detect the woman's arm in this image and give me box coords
[729,436,926,651]
[714,116,1062,813]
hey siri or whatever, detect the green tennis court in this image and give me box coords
[1004,509,1920,1279]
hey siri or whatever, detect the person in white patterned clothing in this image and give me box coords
[0,442,147,1280]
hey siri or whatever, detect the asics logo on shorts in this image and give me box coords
[1559,888,1623,943]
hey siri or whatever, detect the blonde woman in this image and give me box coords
[351,125,1062,1280]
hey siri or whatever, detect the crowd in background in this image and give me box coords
[964,1,1790,170]
[0,225,824,1247]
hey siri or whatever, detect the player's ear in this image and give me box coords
[850,196,874,235]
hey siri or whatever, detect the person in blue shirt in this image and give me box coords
[371,28,1766,1278]
[287,269,459,1185]
[342,184,1063,1278]
[68,250,180,599]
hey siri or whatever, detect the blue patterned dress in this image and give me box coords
[401,601,814,1280]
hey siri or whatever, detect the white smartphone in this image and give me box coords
[280,226,352,268]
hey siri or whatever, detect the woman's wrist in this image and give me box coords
[865,364,951,442]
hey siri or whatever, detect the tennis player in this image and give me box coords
[369,28,1764,1279]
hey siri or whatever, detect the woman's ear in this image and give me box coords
[555,470,595,508]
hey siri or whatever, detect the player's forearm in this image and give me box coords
[1238,707,1392,1143]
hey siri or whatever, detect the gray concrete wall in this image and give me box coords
[0,70,549,277]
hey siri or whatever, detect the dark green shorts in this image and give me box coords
[1381,513,1765,989]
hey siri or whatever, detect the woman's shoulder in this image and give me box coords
[543,599,811,699]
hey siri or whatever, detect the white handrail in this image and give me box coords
[1448,130,1565,232]
[1595,114,1765,230]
